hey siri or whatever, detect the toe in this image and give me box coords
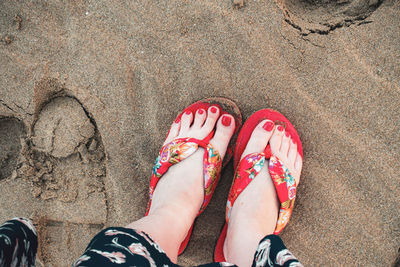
[271,127,302,184]
[192,109,206,128]
[287,138,297,164]
[280,130,291,157]
[295,155,302,174]
[202,106,220,132]
[293,155,303,184]
[240,120,274,160]
[163,119,181,145]
[210,114,236,158]
[270,125,284,156]
[180,110,194,133]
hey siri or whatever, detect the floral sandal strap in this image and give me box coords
[226,152,266,221]
[268,155,297,234]
[146,137,222,215]
[225,152,297,235]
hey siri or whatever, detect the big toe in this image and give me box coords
[240,120,275,160]
[163,118,181,146]
[210,114,236,159]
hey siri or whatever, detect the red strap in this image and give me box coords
[187,130,214,149]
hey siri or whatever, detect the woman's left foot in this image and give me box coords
[128,106,235,262]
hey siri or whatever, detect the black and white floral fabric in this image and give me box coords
[0,218,37,267]
[0,219,302,266]
[73,227,302,267]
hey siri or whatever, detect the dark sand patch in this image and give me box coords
[276,0,383,35]
[0,117,25,180]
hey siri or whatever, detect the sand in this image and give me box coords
[0,0,399,266]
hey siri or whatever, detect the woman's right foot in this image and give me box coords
[224,120,302,267]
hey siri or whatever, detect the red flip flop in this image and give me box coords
[214,109,303,262]
[146,97,242,255]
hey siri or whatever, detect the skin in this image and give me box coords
[126,107,302,266]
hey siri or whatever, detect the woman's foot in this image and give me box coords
[223,120,302,267]
[127,106,235,263]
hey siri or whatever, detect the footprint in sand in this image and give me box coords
[30,96,106,204]
[16,95,108,265]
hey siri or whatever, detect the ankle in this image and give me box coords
[126,208,196,263]
[148,203,197,235]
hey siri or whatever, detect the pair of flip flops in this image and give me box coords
[145,97,303,260]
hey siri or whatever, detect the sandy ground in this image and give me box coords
[0,0,399,266]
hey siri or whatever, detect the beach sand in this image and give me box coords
[1,0,399,266]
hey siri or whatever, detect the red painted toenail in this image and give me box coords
[210,107,218,113]
[185,110,192,115]
[222,115,231,126]
[175,117,181,123]
[277,125,284,132]
[285,131,290,137]
[262,121,274,131]
[198,109,204,115]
